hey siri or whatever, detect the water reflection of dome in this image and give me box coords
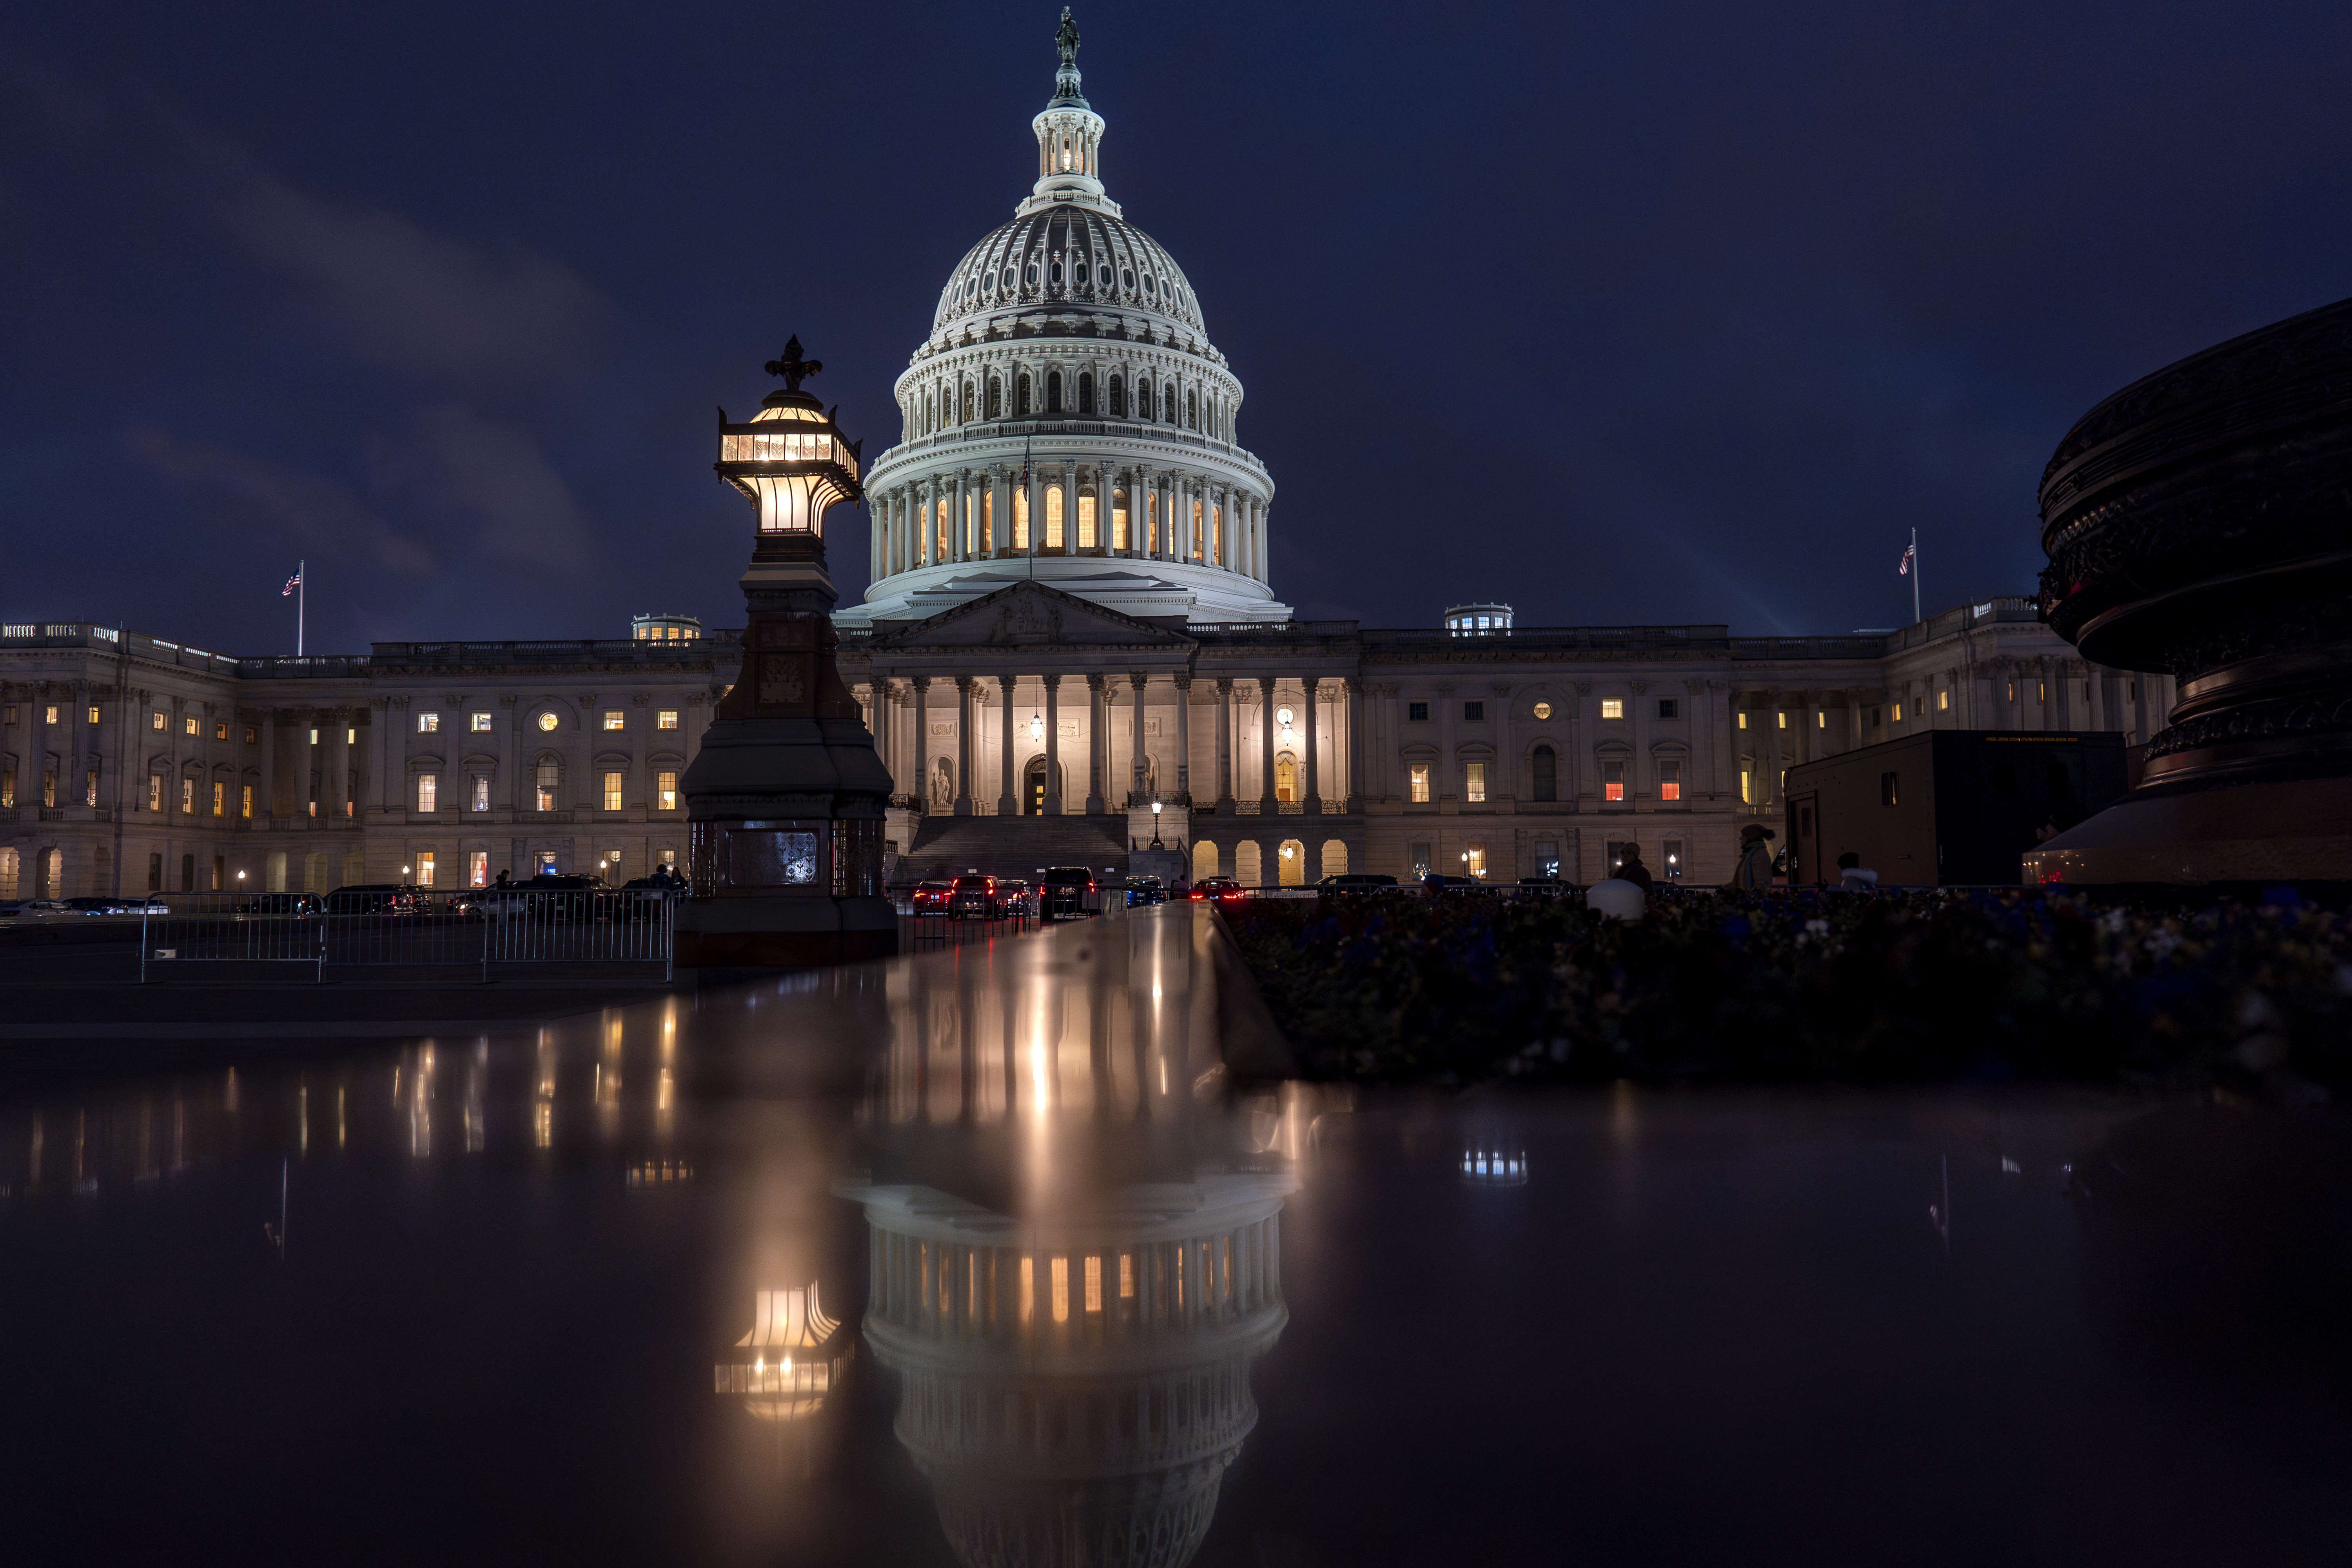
[838,1171,1293,1568]
[713,1283,852,1423]
[1460,1145,1529,1185]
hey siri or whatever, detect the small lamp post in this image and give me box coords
[1149,799,1163,850]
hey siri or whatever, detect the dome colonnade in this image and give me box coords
[848,9,1286,628]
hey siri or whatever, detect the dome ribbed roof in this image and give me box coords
[932,206,1205,336]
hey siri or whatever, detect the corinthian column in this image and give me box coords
[1043,675,1063,814]
[1172,673,1192,804]
[1215,677,1234,809]
[1085,674,1106,813]
[953,677,974,815]
[998,675,1018,814]
[1129,673,1148,805]
[1257,677,1277,811]
[1301,677,1321,813]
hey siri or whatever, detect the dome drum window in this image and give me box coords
[1049,260,1064,285]
[987,377,1003,418]
[1025,264,1040,286]
[1121,268,1134,289]
[1016,373,1032,416]
[1077,372,1094,416]
[1046,371,1063,414]
[1108,374,1125,417]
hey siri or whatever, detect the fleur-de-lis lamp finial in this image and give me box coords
[764,336,822,392]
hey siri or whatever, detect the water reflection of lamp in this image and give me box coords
[715,1283,851,1423]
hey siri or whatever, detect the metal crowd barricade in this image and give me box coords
[140,888,679,982]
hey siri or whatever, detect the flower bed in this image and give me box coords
[1222,888,2352,1089]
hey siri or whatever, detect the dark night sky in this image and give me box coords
[4,2,2348,652]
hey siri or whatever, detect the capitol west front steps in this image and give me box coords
[896,814,1131,886]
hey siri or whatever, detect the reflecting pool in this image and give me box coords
[2,907,2347,1565]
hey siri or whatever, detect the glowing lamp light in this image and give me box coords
[713,336,864,537]
[1030,711,1044,742]
[1280,844,1294,859]
[1277,704,1295,741]
[1151,801,1162,815]
[235,870,246,880]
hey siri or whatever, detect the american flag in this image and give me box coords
[282,570,302,597]
[1896,543,1915,576]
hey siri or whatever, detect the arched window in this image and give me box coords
[987,377,1002,418]
[1187,389,1198,429]
[1016,373,1031,416]
[1109,375,1125,417]
[1532,745,1557,802]
[921,394,932,436]
[1078,372,1094,415]
[960,382,973,422]
[1046,371,1063,413]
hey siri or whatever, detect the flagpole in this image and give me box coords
[1910,528,1920,624]
[298,559,306,657]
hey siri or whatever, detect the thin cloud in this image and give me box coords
[370,403,592,568]
[128,428,433,573]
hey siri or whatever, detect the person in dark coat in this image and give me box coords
[1614,844,1657,893]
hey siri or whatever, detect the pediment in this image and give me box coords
[873,581,1197,651]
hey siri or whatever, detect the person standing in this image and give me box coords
[1615,843,1657,893]
[1729,824,1776,892]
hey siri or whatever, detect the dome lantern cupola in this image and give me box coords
[1026,9,1113,216]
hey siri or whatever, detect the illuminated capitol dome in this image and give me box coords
[842,9,1289,629]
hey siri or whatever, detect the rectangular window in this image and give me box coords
[45,704,59,725]
[148,851,162,891]
[1119,1252,1135,1299]
[1112,498,1129,550]
[152,710,166,731]
[1657,698,1679,719]
[417,712,439,733]
[1465,761,1487,802]
[602,771,624,811]
[470,711,492,732]
[1084,1254,1103,1313]
[181,777,195,813]
[1465,841,1487,878]
[2007,681,2017,702]
[148,775,162,812]
[42,770,55,808]
[657,769,679,810]
[1659,760,1682,802]
[1045,487,1065,550]
[536,761,559,813]
[1737,712,1748,730]
[347,728,355,745]
[2038,681,2047,702]
[1603,760,1625,802]
[1,705,12,725]
[468,851,489,887]
[1463,701,1484,721]
[1406,701,1428,722]
[0,767,11,808]
[1534,839,1560,878]
[660,849,677,872]
[1880,771,1900,807]
[415,851,436,887]
[1078,492,1097,548]
[1408,764,1430,803]
[603,711,625,731]
[240,784,253,819]
[1410,841,1432,876]
[1893,702,1904,723]
[211,722,225,741]
[184,715,198,736]
[1817,711,1826,728]
[83,769,96,807]
[87,705,100,725]
[1020,1257,1035,1325]
[309,727,319,744]
[1937,689,1949,711]
[417,774,438,812]
[1601,698,1624,720]
[657,710,679,730]
[1663,839,1685,880]
[472,775,490,811]
[1739,767,1754,804]
[1777,711,1787,729]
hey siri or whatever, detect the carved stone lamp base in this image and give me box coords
[2022,773,2352,886]
[674,892,898,969]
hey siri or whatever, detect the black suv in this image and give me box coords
[1039,866,1098,920]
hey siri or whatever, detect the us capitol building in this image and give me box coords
[0,16,2171,903]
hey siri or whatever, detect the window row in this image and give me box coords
[915,371,1224,437]
[3,704,103,726]
[1405,751,1683,804]
[949,257,1188,311]
[1405,697,1680,723]
[416,709,680,733]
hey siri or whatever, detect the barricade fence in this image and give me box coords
[140,889,677,980]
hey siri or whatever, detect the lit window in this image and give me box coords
[1937,690,1949,711]
[1601,699,1624,720]
[657,710,679,730]
[44,704,58,724]
[471,776,489,811]
[1085,1255,1103,1313]
[1604,760,1625,802]
[152,711,166,731]
[1465,841,1488,878]
[1663,839,1684,880]
[1739,768,1754,804]
[1737,712,1748,730]
[181,777,195,813]
[1051,1256,1069,1323]
[537,712,559,732]
[415,852,436,887]
[1893,703,1904,722]
[468,851,488,887]
[309,728,319,744]
[1817,711,1826,728]
[215,722,228,741]
[87,705,100,724]
[417,712,439,733]
[417,774,438,812]
[1532,701,1552,720]
[602,771,624,811]
[241,784,253,818]
[1659,760,1682,802]
[245,726,257,744]
[185,716,198,736]
[536,761,559,812]
[2038,682,2047,702]
[470,712,492,732]
[2006,681,2016,702]
[1466,761,1487,802]
[1409,764,1430,803]
[148,776,162,812]
[603,711,625,730]
[1777,711,1787,729]
[346,728,355,744]
[657,770,679,810]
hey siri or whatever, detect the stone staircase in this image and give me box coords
[897,814,1130,886]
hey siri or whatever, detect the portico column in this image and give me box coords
[954,678,976,815]
[29,684,51,808]
[1215,678,1235,809]
[1257,677,1278,811]
[260,709,278,820]
[1172,673,1192,804]
[327,705,350,820]
[1128,674,1149,805]
[1025,465,1043,555]
[997,676,1019,815]
[911,677,930,814]
[1043,675,1063,814]
[1345,679,1365,811]
[1301,677,1321,813]
[1085,674,1107,813]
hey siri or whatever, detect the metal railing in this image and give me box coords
[139,889,677,981]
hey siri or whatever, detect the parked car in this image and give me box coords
[468,873,606,920]
[1187,878,1248,903]
[66,896,172,915]
[2,899,72,917]
[1120,875,1167,907]
[949,874,1001,920]
[910,880,955,915]
[1316,873,1397,897]
[234,893,319,916]
[323,884,423,916]
[995,878,1034,916]
[1039,866,1099,920]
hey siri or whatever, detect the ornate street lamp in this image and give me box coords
[674,340,898,967]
